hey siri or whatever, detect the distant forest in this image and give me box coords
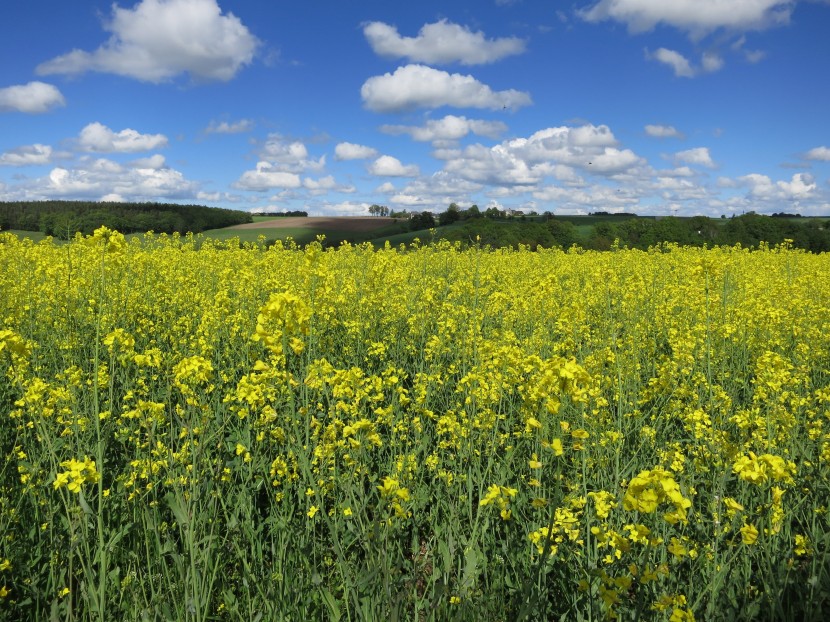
[256,211,308,217]
[399,204,830,253]
[0,200,252,239]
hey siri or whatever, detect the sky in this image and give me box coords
[1,0,829,217]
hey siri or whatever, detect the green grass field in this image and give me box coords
[200,219,410,247]
[2,230,48,242]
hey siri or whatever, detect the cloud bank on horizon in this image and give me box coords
[1,0,828,217]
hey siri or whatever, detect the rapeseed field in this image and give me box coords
[0,227,828,620]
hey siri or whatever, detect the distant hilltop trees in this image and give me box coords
[389,203,830,253]
[257,210,308,217]
[0,200,252,239]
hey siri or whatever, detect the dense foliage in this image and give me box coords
[1,231,829,621]
[256,211,309,217]
[0,201,252,238]
[416,211,830,253]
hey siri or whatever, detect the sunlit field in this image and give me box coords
[1,229,829,621]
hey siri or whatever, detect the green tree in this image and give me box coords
[409,211,436,230]
[439,203,461,226]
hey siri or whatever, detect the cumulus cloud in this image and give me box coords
[334,142,378,160]
[650,48,695,77]
[0,144,53,167]
[645,124,684,139]
[659,166,695,177]
[805,146,830,161]
[16,156,199,201]
[205,119,254,134]
[78,122,168,153]
[381,115,508,143]
[444,143,542,186]
[532,183,639,211]
[234,161,302,191]
[389,171,484,209]
[389,193,428,207]
[701,51,724,72]
[363,19,526,65]
[580,0,795,37]
[258,135,325,172]
[441,123,645,186]
[674,147,716,168]
[376,182,397,194]
[0,82,65,113]
[302,175,355,195]
[129,154,166,169]
[234,136,326,191]
[738,172,816,200]
[368,155,420,177]
[305,200,375,217]
[361,64,532,113]
[37,0,258,83]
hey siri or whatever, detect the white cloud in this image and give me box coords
[651,176,710,201]
[651,48,695,77]
[306,200,374,217]
[532,183,639,211]
[588,148,645,174]
[390,193,428,207]
[302,175,355,195]
[645,124,684,139]
[13,157,199,201]
[334,142,378,160]
[0,144,53,167]
[375,182,397,193]
[101,193,126,202]
[386,172,484,210]
[0,82,65,113]
[196,191,222,203]
[580,0,795,37]
[702,51,724,73]
[129,154,166,169]
[205,119,254,134]
[234,161,302,191]
[744,49,766,63]
[805,146,830,161]
[443,144,541,186]
[37,0,258,83]
[777,172,816,198]
[361,64,532,112]
[363,19,526,65]
[717,176,740,188]
[258,135,325,172]
[234,136,327,192]
[368,155,420,177]
[196,190,243,203]
[78,122,168,153]
[441,123,645,186]
[674,147,716,168]
[381,115,508,143]
[738,172,816,200]
[659,166,695,177]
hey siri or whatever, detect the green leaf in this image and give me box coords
[165,492,189,528]
[320,588,341,621]
[78,490,93,515]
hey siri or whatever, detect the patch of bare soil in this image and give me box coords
[229,217,397,232]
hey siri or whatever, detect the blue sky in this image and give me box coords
[1,0,829,217]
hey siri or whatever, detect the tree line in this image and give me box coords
[0,201,253,239]
[381,203,830,252]
[585,212,830,252]
[257,211,308,217]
